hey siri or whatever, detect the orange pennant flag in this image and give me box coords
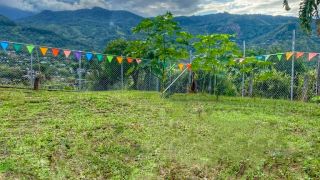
[63,50,71,58]
[308,53,318,61]
[127,57,133,63]
[286,52,294,60]
[187,63,192,70]
[136,59,142,64]
[116,56,123,64]
[178,63,184,71]
[40,47,48,56]
[296,52,304,59]
[52,48,60,57]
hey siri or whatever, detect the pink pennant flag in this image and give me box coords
[136,59,142,64]
[296,52,304,59]
[64,50,71,58]
[308,53,318,61]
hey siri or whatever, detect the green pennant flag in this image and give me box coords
[277,54,283,61]
[96,54,103,62]
[13,43,22,52]
[26,45,35,54]
[107,55,114,63]
[264,55,270,61]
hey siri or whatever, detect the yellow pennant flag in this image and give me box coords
[116,56,123,64]
[178,63,184,71]
[40,47,48,56]
[286,52,294,60]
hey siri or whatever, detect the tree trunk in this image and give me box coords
[190,72,197,93]
[33,73,41,90]
[302,74,309,102]
[131,70,139,90]
[208,73,212,94]
[249,72,254,97]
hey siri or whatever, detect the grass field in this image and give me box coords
[0,88,319,179]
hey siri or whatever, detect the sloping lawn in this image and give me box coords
[0,88,319,179]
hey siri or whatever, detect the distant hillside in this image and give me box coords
[0,15,86,49]
[176,13,320,52]
[18,7,144,51]
[8,7,320,52]
[0,5,34,20]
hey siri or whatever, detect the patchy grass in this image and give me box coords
[0,88,319,179]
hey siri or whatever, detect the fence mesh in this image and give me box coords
[0,46,319,101]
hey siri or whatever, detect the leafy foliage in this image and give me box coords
[132,12,190,88]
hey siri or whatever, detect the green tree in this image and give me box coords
[284,0,320,34]
[192,34,239,97]
[86,39,129,90]
[132,12,190,89]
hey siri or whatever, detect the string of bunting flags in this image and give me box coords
[0,41,191,71]
[0,40,193,71]
[0,41,143,65]
[255,51,320,62]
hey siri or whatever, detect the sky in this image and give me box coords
[0,0,301,17]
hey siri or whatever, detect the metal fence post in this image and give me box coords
[290,30,296,101]
[241,41,246,97]
[30,52,34,89]
[121,61,124,90]
[317,55,320,95]
[78,55,82,91]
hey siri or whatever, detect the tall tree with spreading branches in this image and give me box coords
[284,0,320,34]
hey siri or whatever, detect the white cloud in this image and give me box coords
[0,0,302,17]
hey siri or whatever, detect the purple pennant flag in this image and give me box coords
[74,51,82,61]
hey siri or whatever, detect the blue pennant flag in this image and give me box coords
[86,52,93,61]
[256,56,264,61]
[1,41,9,50]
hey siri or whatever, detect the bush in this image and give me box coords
[254,69,291,99]
[311,96,320,103]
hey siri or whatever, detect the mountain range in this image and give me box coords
[0,7,320,53]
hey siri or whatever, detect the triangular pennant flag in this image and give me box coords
[63,50,71,58]
[107,55,114,62]
[277,54,283,61]
[264,55,270,61]
[96,54,103,61]
[187,63,192,70]
[308,53,318,61]
[296,52,304,59]
[178,63,184,71]
[86,52,93,61]
[39,47,48,56]
[1,41,9,50]
[13,43,22,52]
[127,57,134,63]
[74,51,82,61]
[286,52,294,60]
[256,56,263,61]
[136,59,142,64]
[116,56,123,64]
[26,45,35,54]
[52,48,60,57]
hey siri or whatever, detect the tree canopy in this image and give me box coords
[284,0,320,34]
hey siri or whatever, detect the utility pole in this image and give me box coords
[241,41,246,97]
[290,30,296,101]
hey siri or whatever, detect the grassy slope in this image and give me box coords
[0,88,319,179]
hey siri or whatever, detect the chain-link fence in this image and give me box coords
[0,44,319,102]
